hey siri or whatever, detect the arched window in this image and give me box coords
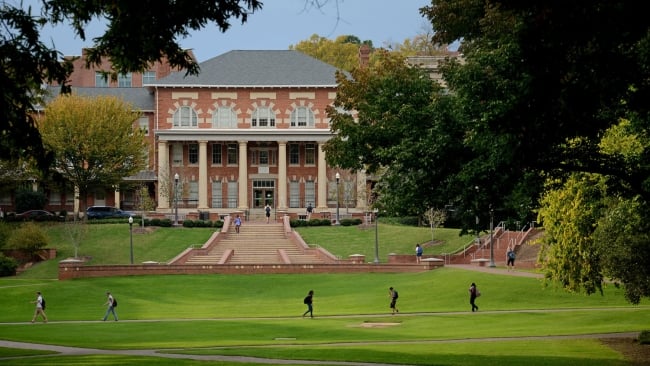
[251,107,275,127]
[173,106,198,127]
[213,106,237,128]
[290,106,315,127]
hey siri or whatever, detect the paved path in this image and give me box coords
[446,264,544,278]
[0,332,640,365]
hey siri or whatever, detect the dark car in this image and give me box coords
[86,206,133,219]
[15,210,57,221]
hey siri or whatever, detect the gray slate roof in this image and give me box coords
[151,50,342,87]
[41,87,155,111]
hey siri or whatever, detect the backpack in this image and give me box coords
[393,291,398,299]
[41,298,46,310]
[112,297,117,307]
[303,296,310,304]
[266,206,271,214]
[508,251,516,259]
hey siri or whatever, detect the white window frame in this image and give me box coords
[290,106,315,127]
[95,72,109,87]
[143,71,156,84]
[213,106,237,128]
[251,107,275,128]
[172,143,183,166]
[173,106,198,128]
[118,73,132,87]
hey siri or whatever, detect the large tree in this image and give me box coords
[289,34,372,72]
[38,94,147,214]
[1,0,262,169]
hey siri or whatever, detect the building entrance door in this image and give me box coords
[252,180,275,208]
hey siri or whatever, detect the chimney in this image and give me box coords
[359,44,371,68]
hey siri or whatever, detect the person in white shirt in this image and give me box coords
[31,291,47,323]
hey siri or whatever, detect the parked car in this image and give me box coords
[15,210,58,221]
[86,206,133,219]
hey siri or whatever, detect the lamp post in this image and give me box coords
[489,205,496,268]
[128,216,134,264]
[373,208,379,264]
[335,172,340,225]
[174,173,179,226]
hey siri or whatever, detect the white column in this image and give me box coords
[198,140,208,209]
[238,141,248,209]
[356,170,367,209]
[317,142,328,210]
[277,141,287,210]
[157,141,169,209]
[114,188,121,209]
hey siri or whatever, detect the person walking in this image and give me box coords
[306,202,313,220]
[264,203,271,223]
[31,291,47,323]
[102,291,118,321]
[388,287,399,315]
[469,283,479,312]
[234,214,242,234]
[302,290,314,318]
[415,244,423,264]
[506,246,516,271]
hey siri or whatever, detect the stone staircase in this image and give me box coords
[184,222,329,265]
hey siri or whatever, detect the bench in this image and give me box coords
[471,258,490,267]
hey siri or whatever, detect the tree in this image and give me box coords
[38,94,147,215]
[289,34,371,72]
[2,0,262,169]
[423,208,447,244]
[419,1,650,301]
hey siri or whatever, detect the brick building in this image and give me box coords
[15,49,367,220]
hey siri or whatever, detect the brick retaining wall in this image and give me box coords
[58,261,444,280]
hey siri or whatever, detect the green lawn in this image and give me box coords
[0,222,648,365]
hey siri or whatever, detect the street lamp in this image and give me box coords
[373,208,379,264]
[335,172,340,225]
[174,173,179,226]
[128,216,134,264]
[489,205,496,268]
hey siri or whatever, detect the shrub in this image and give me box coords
[213,220,224,228]
[6,222,48,253]
[640,330,650,345]
[0,254,18,277]
[340,218,362,226]
[149,218,161,227]
[183,220,195,228]
[14,188,47,213]
[0,222,12,249]
[158,218,172,227]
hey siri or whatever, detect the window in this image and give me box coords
[189,181,198,205]
[212,143,222,165]
[289,144,299,165]
[138,117,149,135]
[213,106,237,128]
[211,180,223,208]
[305,180,315,207]
[305,143,316,165]
[49,191,61,205]
[227,181,238,208]
[251,107,275,127]
[188,143,198,164]
[172,143,183,166]
[289,181,300,208]
[173,106,198,127]
[95,72,109,87]
[290,106,315,127]
[259,150,269,165]
[227,143,238,165]
[118,73,132,87]
[143,71,156,84]
[65,191,74,205]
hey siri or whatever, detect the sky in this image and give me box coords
[31,0,433,62]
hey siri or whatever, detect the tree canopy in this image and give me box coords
[38,94,147,213]
[1,0,262,169]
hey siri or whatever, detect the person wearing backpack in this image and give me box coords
[469,283,479,312]
[415,244,423,264]
[388,287,399,315]
[302,290,314,318]
[264,203,272,223]
[506,246,516,271]
[31,291,47,323]
[102,291,118,321]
